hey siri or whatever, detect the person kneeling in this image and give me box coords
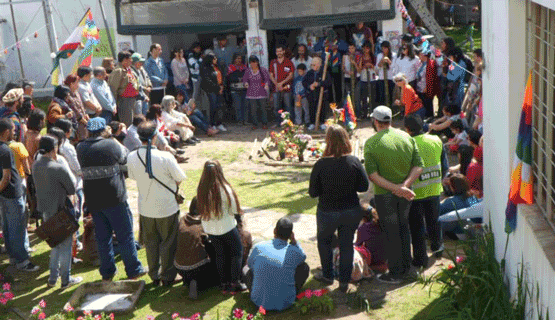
[174,197,220,299]
[243,217,309,311]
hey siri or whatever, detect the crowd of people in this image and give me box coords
[0,22,484,312]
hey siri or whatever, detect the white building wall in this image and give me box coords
[483,0,555,317]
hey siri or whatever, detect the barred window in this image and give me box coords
[526,1,555,230]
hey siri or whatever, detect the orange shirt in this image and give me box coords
[402,84,423,115]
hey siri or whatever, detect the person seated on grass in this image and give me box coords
[354,201,388,274]
[440,173,481,240]
[428,104,464,139]
[466,141,483,198]
[108,121,127,145]
[175,92,218,136]
[444,119,469,153]
[146,104,181,148]
[243,217,309,311]
[160,95,199,146]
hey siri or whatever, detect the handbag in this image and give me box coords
[138,151,185,205]
[35,198,79,248]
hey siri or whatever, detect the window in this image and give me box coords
[526,1,555,230]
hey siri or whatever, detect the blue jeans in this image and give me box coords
[272,92,292,124]
[100,110,113,124]
[189,109,210,133]
[249,99,268,126]
[316,207,362,284]
[91,201,144,279]
[44,210,73,285]
[231,91,248,123]
[0,195,30,267]
[375,194,412,277]
[207,92,223,126]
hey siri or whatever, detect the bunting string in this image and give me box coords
[0,24,49,57]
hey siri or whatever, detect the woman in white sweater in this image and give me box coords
[197,160,247,294]
[392,44,420,88]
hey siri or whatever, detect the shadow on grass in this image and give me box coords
[410,296,458,320]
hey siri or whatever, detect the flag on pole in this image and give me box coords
[71,9,100,74]
[342,94,357,130]
[505,72,534,232]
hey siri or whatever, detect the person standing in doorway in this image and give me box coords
[269,45,295,127]
[144,43,169,105]
[363,106,423,284]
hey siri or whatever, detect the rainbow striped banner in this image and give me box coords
[72,9,100,73]
[505,72,534,232]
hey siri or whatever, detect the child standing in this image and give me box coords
[293,64,310,126]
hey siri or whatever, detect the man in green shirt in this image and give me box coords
[364,106,423,284]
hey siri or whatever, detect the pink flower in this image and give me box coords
[4,292,14,300]
[38,312,46,320]
[3,283,10,291]
[83,310,92,316]
[77,317,84,320]
[146,316,155,320]
[304,289,312,299]
[456,256,466,264]
[247,315,254,320]
[31,306,40,315]
[313,289,323,297]
[94,315,102,320]
[63,303,74,312]
[233,308,244,319]
[172,313,180,319]
[39,299,46,308]
[258,306,266,315]
[0,298,8,305]
[190,313,201,320]
[109,314,115,320]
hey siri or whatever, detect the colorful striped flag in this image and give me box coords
[71,9,100,74]
[51,24,84,85]
[342,94,357,130]
[505,72,534,232]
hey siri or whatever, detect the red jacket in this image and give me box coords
[425,59,440,98]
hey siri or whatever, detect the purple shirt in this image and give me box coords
[355,221,386,265]
[243,67,270,99]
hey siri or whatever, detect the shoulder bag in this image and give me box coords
[138,151,185,205]
[36,197,78,248]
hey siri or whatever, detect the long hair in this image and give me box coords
[197,160,241,221]
[401,44,416,60]
[295,44,308,61]
[458,145,474,176]
[323,125,352,158]
[449,173,472,199]
[381,41,392,60]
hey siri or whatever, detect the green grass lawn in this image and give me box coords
[444,26,482,56]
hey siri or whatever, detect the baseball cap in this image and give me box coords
[131,53,145,63]
[2,88,24,104]
[370,105,392,122]
[87,117,107,132]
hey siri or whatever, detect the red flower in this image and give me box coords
[304,289,313,299]
[313,289,323,297]
[296,291,305,299]
[109,314,115,320]
[0,298,7,305]
[258,306,266,315]
[2,283,10,291]
[38,312,46,320]
[77,317,84,320]
[447,264,455,270]
[39,299,46,308]
[94,315,102,320]
[233,308,244,319]
[278,110,283,114]
[455,256,465,264]
[190,313,201,320]
[4,292,14,300]
[64,303,74,312]
[247,315,254,320]
[83,310,93,316]
[172,313,180,319]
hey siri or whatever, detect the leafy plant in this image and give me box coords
[294,289,334,315]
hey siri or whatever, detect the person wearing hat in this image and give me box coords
[127,120,186,286]
[91,67,117,124]
[131,53,152,116]
[403,114,448,267]
[108,51,141,127]
[415,48,439,119]
[0,88,25,142]
[363,105,423,284]
[76,117,147,281]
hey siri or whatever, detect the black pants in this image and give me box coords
[330,72,343,104]
[376,80,395,106]
[375,194,412,277]
[209,227,243,284]
[150,89,165,105]
[243,262,310,294]
[408,196,442,266]
[417,92,435,118]
[307,91,328,125]
[178,261,220,291]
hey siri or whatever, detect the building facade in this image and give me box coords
[483,0,555,317]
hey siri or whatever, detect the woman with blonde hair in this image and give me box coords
[197,160,247,294]
[309,125,369,292]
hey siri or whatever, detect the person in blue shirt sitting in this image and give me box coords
[243,217,309,311]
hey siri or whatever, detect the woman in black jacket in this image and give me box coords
[309,125,369,292]
[200,54,226,131]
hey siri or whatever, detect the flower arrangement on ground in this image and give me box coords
[269,111,312,162]
[0,274,15,310]
[220,306,266,320]
[294,288,334,315]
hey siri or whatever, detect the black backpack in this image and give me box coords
[462,55,474,83]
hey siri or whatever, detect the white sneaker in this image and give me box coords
[320,124,327,131]
[217,124,227,132]
[61,276,83,289]
[307,124,315,131]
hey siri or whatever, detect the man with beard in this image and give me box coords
[269,45,295,127]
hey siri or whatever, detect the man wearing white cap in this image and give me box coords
[363,105,423,284]
[0,88,25,142]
